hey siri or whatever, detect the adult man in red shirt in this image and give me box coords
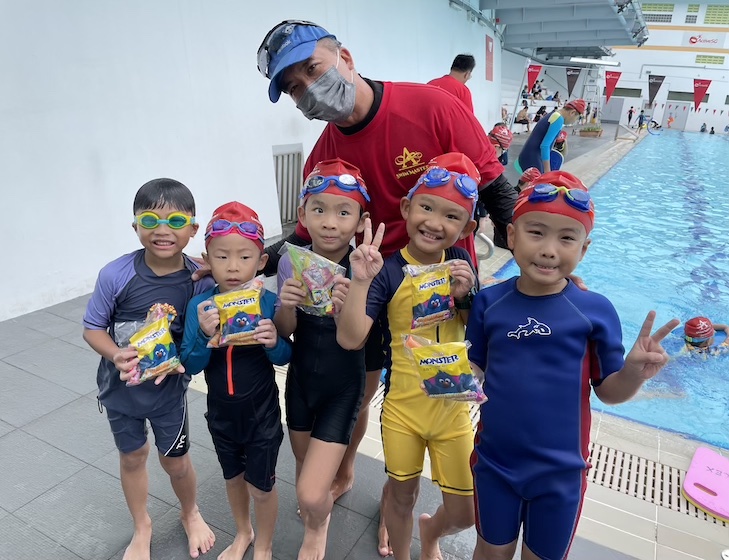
[257,20,517,557]
[428,54,476,113]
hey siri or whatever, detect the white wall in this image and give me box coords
[0,0,502,320]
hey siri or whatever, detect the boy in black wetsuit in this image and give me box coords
[181,202,292,560]
[274,158,369,560]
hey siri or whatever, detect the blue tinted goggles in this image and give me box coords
[528,184,592,212]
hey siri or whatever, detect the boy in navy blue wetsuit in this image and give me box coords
[467,171,679,560]
[181,202,291,560]
[274,158,368,559]
[83,178,216,560]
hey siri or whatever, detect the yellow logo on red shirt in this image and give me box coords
[395,147,428,179]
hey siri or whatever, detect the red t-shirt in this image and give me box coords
[427,75,474,113]
[295,81,504,264]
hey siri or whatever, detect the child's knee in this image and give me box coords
[388,479,419,511]
[120,443,149,470]
[247,482,274,503]
[159,453,191,479]
[297,485,329,513]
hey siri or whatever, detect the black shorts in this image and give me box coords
[285,365,365,445]
[106,393,190,457]
[205,393,283,491]
[364,313,386,372]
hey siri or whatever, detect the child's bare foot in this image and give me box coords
[252,545,273,560]
[181,508,216,558]
[297,514,331,560]
[122,520,152,560]
[377,519,392,557]
[418,514,443,560]
[330,475,354,502]
[218,529,254,560]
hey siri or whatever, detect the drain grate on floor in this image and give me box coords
[371,383,727,527]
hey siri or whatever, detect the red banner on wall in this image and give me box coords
[693,78,711,110]
[527,64,542,91]
[604,71,622,103]
[566,68,581,97]
[648,75,665,106]
[485,35,494,82]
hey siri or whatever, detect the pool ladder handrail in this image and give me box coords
[476,232,495,260]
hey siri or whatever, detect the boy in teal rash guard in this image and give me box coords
[516,99,585,174]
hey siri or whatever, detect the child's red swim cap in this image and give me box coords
[684,317,714,341]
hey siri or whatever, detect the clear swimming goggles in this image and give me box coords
[528,184,592,212]
[256,20,320,78]
[300,174,370,202]
[406,167,478,202]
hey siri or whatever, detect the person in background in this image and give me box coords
[627,106,635,127]
[683,316,729,353]
[487,123,514,166]
[516,99,585,174]
[700,122,707,133]
[533,105,547,123]
[467,171,679,560]
[514,105,531,132]
[709,126,716,135]
[428,54,476,113]
[637,110,647,132]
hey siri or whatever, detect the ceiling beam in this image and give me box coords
[495,6,617,24]
[506,38,634,47]
[506,18,624,34]
[480,0,607,8]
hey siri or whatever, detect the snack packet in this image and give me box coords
[208,276,264,347]
[404,262,455,330]
[281,243,346,316]
[127,304,180,386]
[403,334,486,403]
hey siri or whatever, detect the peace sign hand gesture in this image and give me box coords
[349,218,386,283]
[623,311,681,381]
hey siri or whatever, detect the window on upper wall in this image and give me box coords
[606,87,642,98]
[685,14,698,23]
[642,3,675,11]
[687,4,699,12]
[705,5,729,24]
[668,91,709,103]
[696,55,725,64]
[645,13,673,22]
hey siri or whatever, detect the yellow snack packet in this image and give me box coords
[403,335,486,402]
[211,276,264,346]
[129,315,180,384]
[404,263,455,330]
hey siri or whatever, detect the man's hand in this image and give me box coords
[331,275,350,315]
[197,300,220,338]
[568,273,588,291]
[278,278,307,309]
[190,254,210,282]
[450,260,475,299]
[350,218,385,283]
[623,311,680,381]
[254,318,279,349]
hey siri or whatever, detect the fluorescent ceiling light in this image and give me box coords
[570,57,621,67]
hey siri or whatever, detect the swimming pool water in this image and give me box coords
[494,131,729,449]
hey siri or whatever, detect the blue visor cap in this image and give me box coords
[267,24,334,103]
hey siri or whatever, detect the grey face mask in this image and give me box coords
[296,55,356,122]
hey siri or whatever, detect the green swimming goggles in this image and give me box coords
[134,211,196,230]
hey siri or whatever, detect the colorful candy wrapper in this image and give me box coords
[208,276,264,347]
[127,304,180,386]
[281,243,345,316]
[403,334,486,403]
[404,262,455,330]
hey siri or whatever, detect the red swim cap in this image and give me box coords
[512,170,594,234]
[565,99,586,114]
[301,158,369,209]
[684,317,714,341]
[488,124,513,150]
[407,152,480,217]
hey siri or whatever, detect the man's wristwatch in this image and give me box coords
[454,289,476,310]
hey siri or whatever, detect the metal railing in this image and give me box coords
[272,144,303,225]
